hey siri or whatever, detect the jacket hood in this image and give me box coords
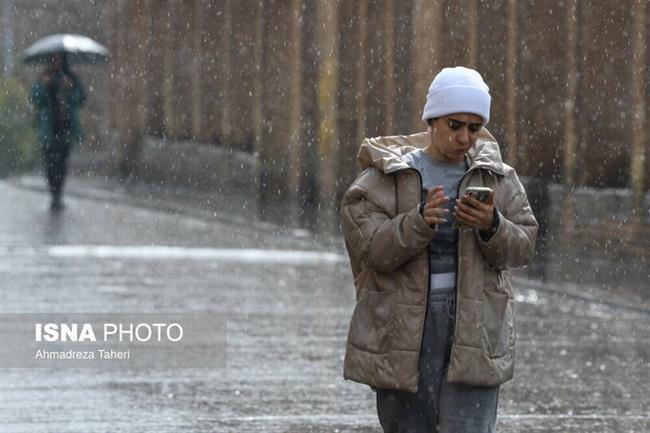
[357,129,506,176]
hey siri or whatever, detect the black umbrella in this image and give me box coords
[23,33,109,64]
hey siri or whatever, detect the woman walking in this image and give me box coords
[340,66,538,432]
[31,52,86,212]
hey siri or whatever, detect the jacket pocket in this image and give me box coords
[347,288,393,354]
[482,290,513,358]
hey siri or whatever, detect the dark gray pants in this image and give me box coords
[376,290,499,433]
[42,141,70,204]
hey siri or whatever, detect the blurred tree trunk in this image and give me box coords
[467,0,478,68]
[229,2,257,153]
[190,0,204,141]
[162,0,177,138]
[336,1,364,207]
[356,0,368,140]
[258,2,293,222]
[383,0,396,134]
[505,0,517,166]
[562,0,578,233]
[393,0,414,134]
[563,0,579,187]
[316,0,339,231]
[106,5,117,133]
[297,1,319,228]
[170,5,191,140]
[575,2,589,187]
[220,0,233,149]
[630,0,647,210]
[202,2,224,144]
[252,0,264,197]
[146,0,165,137]
[114,0,149,179]
[287,0,303,225]
[411,0,440,131]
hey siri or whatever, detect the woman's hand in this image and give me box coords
[454,190,495,230]
[422,186,449,226]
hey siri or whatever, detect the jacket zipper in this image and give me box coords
[419,169,431,386]
[450,169,472,346]
[450,164,494,346]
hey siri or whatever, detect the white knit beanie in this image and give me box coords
[421,66,491,125]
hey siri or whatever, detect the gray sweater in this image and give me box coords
[403,149,465,290]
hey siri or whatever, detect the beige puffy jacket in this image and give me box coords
[340,129,538,392]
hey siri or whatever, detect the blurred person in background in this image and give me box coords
[31,52,86,212]
[340,66,538,432]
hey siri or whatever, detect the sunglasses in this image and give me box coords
[446,118,483,134]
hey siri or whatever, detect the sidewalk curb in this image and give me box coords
[11,173,344,253]
[513,276,650,314]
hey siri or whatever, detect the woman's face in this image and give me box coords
[428,113,484,164]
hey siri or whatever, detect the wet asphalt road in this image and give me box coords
[0,176,648,433]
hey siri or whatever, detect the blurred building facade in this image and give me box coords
[2,0,649,228]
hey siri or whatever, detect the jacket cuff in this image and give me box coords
[478,208,500,242]
[412,205,437,237]
[477,208,503,246]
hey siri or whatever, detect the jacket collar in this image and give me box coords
[357,128,506,176]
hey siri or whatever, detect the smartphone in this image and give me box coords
[454,187,493,229]
[464,187,492,204]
